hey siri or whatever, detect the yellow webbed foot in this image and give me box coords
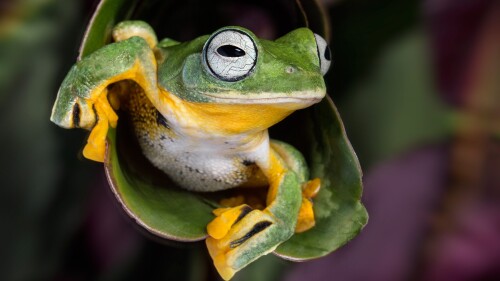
[219,196,246,209]
[219,194,266,210]
[206,205,280,280]
[295,178,321,233]
[82,91,118,162]
[207,205,252,240]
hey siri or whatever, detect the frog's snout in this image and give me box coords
[276,29,331,76]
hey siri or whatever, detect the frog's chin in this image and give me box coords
[158,89,325,135]
[178,95,322,135]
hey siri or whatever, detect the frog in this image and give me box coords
[50,20,331,280]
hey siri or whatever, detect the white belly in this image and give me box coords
[136,131,268,192]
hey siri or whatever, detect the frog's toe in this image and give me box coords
[82,117,108,162]
[295,197,315,232]
[207,205,252,239]
[295,178,321,233]
[302,178,321,198]
[81,92,119,162]
[206,237,235,280]
[207,209,288,280]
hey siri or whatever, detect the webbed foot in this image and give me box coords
[82,90,118,162]
[206,205,292,280]
[295,178,321,233]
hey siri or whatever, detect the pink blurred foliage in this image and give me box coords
[284,145,448,281]
[285,0,500,280]
[422,203,500,281]
[425,0,497,106]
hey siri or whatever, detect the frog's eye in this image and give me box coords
[314,34,331,75]
[203,29,257,82]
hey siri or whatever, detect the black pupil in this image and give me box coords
[217,45,246,57]
[324,47,331,61]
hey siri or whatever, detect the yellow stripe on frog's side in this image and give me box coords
[157,89,298,136]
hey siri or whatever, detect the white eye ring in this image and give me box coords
[314,34,332,75]
[203,29,257,82]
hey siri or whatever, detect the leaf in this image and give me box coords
[295,0,331,41]
[79,0,139,58]
[82,0,366,262]
[274,97,368,259]
[103,96,368,256]
[105,125,214,241]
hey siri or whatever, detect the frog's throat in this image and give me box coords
[157,89,313,136]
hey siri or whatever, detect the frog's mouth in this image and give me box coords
[202,90,325,109]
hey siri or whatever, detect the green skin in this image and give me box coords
[51,21,329,280]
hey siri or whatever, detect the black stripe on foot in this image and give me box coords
[234,205,253,224]
[230,221,272,248]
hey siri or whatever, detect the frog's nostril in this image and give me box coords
[285,66,295,74]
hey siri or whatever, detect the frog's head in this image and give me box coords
[157,26,331,134]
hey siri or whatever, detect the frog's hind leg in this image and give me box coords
[270,140,320,233]
[206,148,303,280]
[205,140,322,279]
[270,140,308,181]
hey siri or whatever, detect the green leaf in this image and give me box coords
[295,0,331,40]
[274,97,368,259]
[79,0,139,58]
[82,0,366,262]
[105,125,215,241]
[103,98,367,257]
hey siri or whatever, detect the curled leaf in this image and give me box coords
[83,0,367,263]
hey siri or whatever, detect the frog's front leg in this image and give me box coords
[50,22,160,162]
[206,149,302,280]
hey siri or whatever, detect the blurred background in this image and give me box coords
[1,0,499,280]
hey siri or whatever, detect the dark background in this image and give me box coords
[1,0,499,280]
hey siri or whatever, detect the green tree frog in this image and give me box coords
[50,21,331,280]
